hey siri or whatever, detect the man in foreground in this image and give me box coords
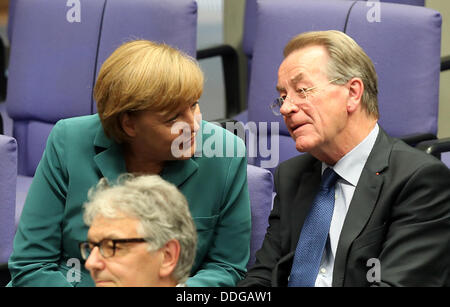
[81,175,197,287]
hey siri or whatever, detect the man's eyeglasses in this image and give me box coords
[269,78,341,116]
[79,238,147,260]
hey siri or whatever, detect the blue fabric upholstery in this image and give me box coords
[246,164,274,269]
[0,134,17,263]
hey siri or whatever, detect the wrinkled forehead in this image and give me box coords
[277,46,330,88]
[87,214,141,241]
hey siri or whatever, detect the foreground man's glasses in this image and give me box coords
[79,238,147,260]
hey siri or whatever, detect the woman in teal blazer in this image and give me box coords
[8,40,251,287]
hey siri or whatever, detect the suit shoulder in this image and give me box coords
[273,153,319,187]
[390,138,447,170]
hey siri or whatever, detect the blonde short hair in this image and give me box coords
[284,30,379,118]
[94,40,204,143]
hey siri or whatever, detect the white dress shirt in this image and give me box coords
[315,124,379,287]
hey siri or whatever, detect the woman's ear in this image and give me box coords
[120,112,137,138]
[346,78,364,114]
[159,239,181,279]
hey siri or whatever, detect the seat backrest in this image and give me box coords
[0,134,17,263]
[242,0,258,87]
[92,0,198,113]
[244,0,440,169]
[346,1,441,138]
[7,0,17,42]
[241,0,424,93]
[6,0,105,176]
[362,0,425,5]
[6,0,198,176]
[246,164,274,269]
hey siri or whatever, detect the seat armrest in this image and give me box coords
[400,133,436,147]
[197,44,241,117]
[0,262,10,287]
[441,55,450,71]
[0,111,3,135]
[416,137,450,159]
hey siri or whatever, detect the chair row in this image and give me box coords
[242,0,426,89]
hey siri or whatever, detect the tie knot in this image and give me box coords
[320,167,339,189]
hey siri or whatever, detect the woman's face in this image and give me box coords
[123,101,202,162]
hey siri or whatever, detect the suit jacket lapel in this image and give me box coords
[333,128,391,286]
[272,251,295,287]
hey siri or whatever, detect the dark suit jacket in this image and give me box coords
[239,128,450,287]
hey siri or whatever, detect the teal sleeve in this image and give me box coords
[187,139,251,287]
[8,120,73,286]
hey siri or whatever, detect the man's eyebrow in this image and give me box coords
[276,85,285,93]
[87,233,123,242]
[276,72,305,93]
[290,72,304,85]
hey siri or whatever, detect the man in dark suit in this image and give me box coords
[239,30,450,287]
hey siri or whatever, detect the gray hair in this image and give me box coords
[284,30,379,119]
[83,174,197,284]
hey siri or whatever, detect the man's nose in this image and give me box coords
[85,246,105,272]
[280,96,299,116]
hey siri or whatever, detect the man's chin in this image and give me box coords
[95,281,117,287]
[295,137,315,153]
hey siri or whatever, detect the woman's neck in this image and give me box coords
[123,145,164,175]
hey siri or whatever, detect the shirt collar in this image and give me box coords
[322,123,379,186]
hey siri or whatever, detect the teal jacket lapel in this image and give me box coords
[161,159,199,187]
[332,128,391,286]
[93,125,127,183]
